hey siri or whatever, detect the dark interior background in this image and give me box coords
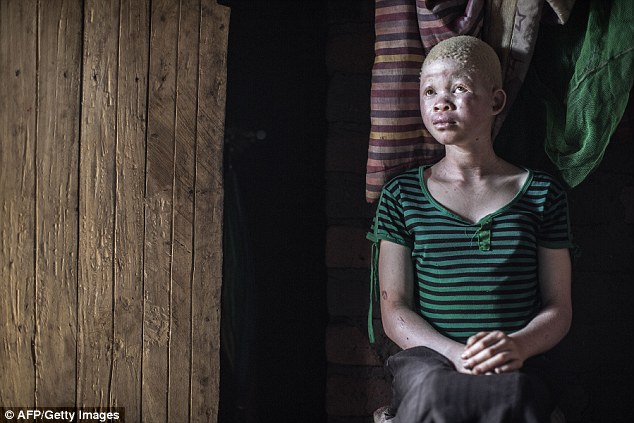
[219,1,328,422]
[218,1,634,422]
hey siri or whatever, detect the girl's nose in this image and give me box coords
[433,95,454,112]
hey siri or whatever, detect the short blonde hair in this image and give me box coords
[422,36,502,88]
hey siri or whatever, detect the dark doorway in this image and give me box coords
[220,1,328,422]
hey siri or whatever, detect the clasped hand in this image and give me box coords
[459,331,525,375]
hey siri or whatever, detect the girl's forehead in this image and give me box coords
[420,59,476,81]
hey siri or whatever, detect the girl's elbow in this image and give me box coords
[556,303,573,336]
[380,306,408,342]
[564,306,573,334]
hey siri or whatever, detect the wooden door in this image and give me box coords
[0,1,229,421]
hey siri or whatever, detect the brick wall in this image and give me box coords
[324,0,634,421]
[325,1,390,421]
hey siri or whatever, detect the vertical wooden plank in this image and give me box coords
[169,0,200,421]
[110,0,149,419]
[191,1,229,420]
[34,0,81,407]
[0,0,37,407]
[143,0,179,420]
[77,0,119,408]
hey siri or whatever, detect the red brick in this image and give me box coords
[326,226,371,268]
[326,127,368,174]
[326,30,374,74]
[326,374,391,416]
[326,172,376,219]
[326,73,371,124]
[326,323,382,366]
[327,269,371,318]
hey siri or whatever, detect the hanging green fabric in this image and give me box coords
[541,0,634,187]
[367,236,380,344]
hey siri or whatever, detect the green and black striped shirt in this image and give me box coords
[368,165,574,343]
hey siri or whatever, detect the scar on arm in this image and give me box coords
[381,290,388,300]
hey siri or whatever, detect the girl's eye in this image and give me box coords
[455,86,467,93]
[424,89,435,96]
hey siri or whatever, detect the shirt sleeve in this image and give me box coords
[367,181,414,249]
[538,181,575,249]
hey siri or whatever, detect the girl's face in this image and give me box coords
[419,58,505,147]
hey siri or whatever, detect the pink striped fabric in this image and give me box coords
[366,0,485,202]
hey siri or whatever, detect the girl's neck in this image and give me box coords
[438,144,505,179]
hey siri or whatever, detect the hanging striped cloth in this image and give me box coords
[366,0,577,202]
[366,0,484,203]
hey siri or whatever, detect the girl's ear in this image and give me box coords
[492,88,506,115]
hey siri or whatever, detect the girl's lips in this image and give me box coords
[432,119,456,128]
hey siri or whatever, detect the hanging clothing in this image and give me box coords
[366,0,485,202]
[538,0,634,187]
[365,0,578,202]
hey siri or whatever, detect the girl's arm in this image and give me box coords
[462,247,572,374]
[379,240,471,373]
